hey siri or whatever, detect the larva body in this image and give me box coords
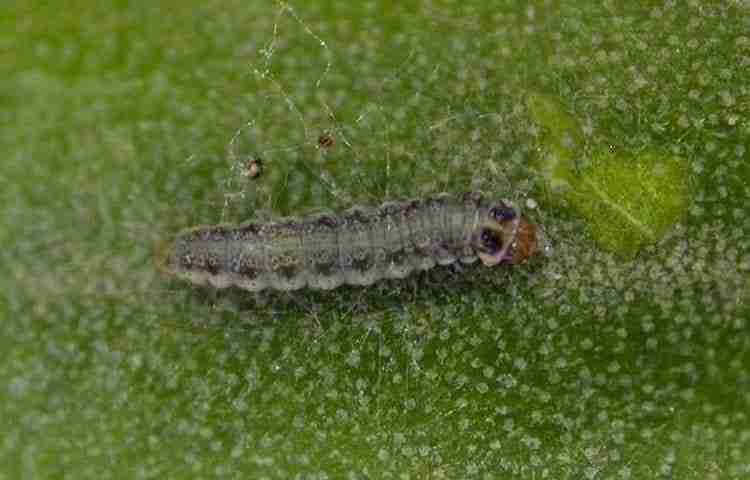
[164,192,539,291]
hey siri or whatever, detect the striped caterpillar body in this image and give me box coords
[164,192,540,292]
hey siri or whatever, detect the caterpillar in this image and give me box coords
[163,192,540,292]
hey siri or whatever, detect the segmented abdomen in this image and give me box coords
[167,192,486,291]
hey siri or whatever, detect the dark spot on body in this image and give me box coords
[316,215,338,228]
[346,208,371,224]
[238,223,262,236]
[480,229,501,253]
[312,261,337,277]
[232,254,260,278]
[386,249,410,266]
[462,192,484,207]
[205,255,220,275]
[490,205,516,222]
[351,256,375,273]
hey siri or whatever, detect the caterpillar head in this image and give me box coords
[473,202,539,266]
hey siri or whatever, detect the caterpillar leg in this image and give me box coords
[281,291,323,330]
[189,284,220,308]
[449,261,466,275]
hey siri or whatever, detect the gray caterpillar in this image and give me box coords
[163,192,540,291]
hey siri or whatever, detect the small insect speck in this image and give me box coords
[240,157,263,179]
[317,132,335,149]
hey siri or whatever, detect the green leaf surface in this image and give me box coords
[2,1,749,479]
[570,148,690,258]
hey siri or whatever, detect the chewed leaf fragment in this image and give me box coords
[527,92,691,258]
[568,148,690,258]
[526,92,584,195]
